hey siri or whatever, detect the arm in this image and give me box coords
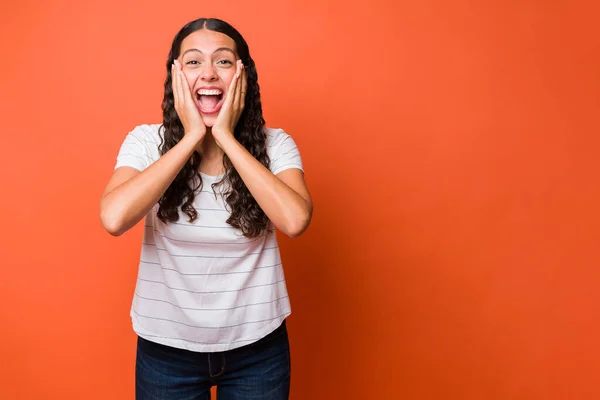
[216,135,312,238]
[212,60,312,238]
[100,60,206,236]
[100,134,200,236]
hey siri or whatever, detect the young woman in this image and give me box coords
[100,17,312,399]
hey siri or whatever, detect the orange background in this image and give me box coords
[1,0,599,399]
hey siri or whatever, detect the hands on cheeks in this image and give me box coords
[172,60,206,143]
[212,59,248,144]
[171,58,247,147]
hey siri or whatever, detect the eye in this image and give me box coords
[186,60,199,65]
[217,60,233,65]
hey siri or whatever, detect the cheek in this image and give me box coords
[181,68,199,87]
[220,71,236,91]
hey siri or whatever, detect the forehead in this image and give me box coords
[180,29,237,55]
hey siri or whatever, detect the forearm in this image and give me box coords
[100,135,199,236]
[217,135,312,237]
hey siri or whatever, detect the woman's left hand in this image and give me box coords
[212,60,247,144]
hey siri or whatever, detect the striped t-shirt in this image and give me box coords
[114,124,303,352]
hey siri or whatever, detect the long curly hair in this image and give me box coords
[157,18,270,238]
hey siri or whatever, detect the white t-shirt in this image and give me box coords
[114,124,303,352]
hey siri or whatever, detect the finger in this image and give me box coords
[178,69,187,108]
[240,65,247,110]
[174,61,185,110]
[225,61,241,110]
[176,62,187,110]
[232,60,243,110]
[180,67,195,104]
[171,62,179,109]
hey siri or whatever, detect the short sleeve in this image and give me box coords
[267,128,304,175]
[114,124,161,172]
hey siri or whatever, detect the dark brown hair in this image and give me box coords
[158,18,270,237]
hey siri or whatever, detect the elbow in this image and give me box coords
[100,203,126,237]
[105,225,125,237]
[287,227,305,239]
[284,205,313,239]
[101,213,124,236]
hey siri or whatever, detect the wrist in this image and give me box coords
[183,129,206,144]
[178,133,202,153]
[213,129,236,149]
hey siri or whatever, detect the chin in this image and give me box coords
[201,116,216,128]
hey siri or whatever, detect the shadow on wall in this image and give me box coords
[274,107,380,398]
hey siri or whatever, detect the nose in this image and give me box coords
[199,63,218,81]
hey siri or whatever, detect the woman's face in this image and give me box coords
[177,29,238,127]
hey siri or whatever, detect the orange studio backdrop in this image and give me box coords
[1,0,599,399]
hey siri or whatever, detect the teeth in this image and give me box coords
[197,89,223,96]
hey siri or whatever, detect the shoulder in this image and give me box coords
[263,127,304,174]
[115,123,163,170]
[127,123,163,145]
[264,127,295,150]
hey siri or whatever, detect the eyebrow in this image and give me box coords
[181,47,236,57]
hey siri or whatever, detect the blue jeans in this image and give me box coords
[135,320,291,399]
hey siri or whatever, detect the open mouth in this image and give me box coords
[196,89,224,114]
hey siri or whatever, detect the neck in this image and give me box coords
[197,128,225,173]
[197,128,223,158]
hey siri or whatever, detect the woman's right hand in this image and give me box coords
[172,59,206,143]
